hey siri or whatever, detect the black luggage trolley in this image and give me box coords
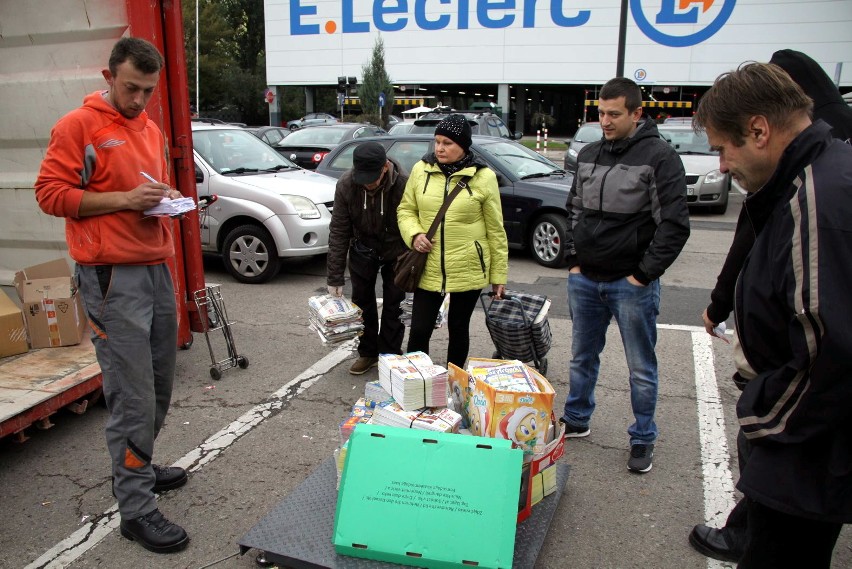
[480,290,552,375]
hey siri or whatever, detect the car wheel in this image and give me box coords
[222,224,281,284]
[530,213,568,268]
[289,124,299,131]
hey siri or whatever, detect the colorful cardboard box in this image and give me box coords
[334,423,523,568]
[0,289,29,358]
[517,419,566,522]
[448,360,556,454]
[14,259,87,348]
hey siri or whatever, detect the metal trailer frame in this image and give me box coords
[193,284,249,380]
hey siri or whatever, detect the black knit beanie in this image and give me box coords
[434,114,472,152]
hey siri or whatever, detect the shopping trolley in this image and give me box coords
[193,283,248,380]
[480,290,552,375]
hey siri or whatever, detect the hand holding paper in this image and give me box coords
[712,321,731,344]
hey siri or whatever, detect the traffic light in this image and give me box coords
[337,76,346,93]
[348,76,357,87]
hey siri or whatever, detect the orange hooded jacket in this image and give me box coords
[35,91,174,265]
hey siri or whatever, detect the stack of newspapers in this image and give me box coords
[371,399,462,433]
[378,352,449,410]
[307,294,364,344]
[469,359,541,392]
[397,294,449,329]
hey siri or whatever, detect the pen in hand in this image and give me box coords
[141,171,171,199]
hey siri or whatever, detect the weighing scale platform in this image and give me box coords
[238,457,570,568]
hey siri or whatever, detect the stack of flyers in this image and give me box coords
[364,380,393,406]
[378,352,448,410]
[397,293,448,329]
[307,294,364,344]
[338,397,374,445]
[372,400,462,433]
[471,361,539,393]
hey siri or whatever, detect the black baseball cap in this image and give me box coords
[352,141,387,185]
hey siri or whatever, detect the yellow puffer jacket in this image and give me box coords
[397,158,508,293]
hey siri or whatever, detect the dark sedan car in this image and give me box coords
[563,122,602,173]
[408,110,522,140]
[316,134,573,267]
[244,125,290,146]
[271,123,388,169]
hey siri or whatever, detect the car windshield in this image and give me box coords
[574,124,602,143]
[284,126,349,145]
[193,129,297,174]
[477,140,562,178]
[658,127,717,155]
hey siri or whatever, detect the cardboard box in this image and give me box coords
[517,419,565,522]
[334,423,522,568]
[448,360,556,454]
[0,289,29,357]
[14,259,87,348]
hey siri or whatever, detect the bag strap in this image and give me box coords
[424,175,472,241]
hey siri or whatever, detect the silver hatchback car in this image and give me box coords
[657,124,731,214]
[192,123,337,283]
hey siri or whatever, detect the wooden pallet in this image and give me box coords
[0,335,101,442]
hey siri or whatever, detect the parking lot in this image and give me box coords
[2,192,850,569]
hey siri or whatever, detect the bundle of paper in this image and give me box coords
[378,352,448,410]
[397,293,447,329]
[364,380,393,406]
[470,360,540,393]
[372,400,462,433]
[307,294,364,344]
[143,197,196,217]
[339,397,375,445]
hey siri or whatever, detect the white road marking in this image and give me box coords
[690,330,738,569]
[24,340,356,569]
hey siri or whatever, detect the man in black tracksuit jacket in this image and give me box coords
[690,49,852,563]
[562,77,690,474]
[326,142,408,375]
[694,62,852,568]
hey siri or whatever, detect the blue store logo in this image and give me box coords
[631,0,736,47]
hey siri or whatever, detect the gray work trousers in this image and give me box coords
[77,263,177,519]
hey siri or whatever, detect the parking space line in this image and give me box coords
[25,340,356,569]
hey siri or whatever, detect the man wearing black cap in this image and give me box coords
[327,141,408,374]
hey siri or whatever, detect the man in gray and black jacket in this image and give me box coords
[561,77,690,474]
[326,142,408,375]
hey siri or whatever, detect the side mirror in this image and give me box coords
[513,131,523,140]
[195,167,204,184]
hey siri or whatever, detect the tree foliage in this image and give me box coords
[358,37,395,128]
[182,0,267,125]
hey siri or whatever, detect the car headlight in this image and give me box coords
[281,195,321,219]
[568,148,578,158]
[704,169,725,184]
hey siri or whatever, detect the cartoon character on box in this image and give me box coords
[497,406,543,451]
[468,392,490,437]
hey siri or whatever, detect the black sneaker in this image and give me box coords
[628,443,654,473]
[120,508,189,553]
[559,418,590,438]
[153,464,188,492]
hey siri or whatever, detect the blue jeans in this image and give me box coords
[562,272,661,446]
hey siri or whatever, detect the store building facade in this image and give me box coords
[263,0,852,134]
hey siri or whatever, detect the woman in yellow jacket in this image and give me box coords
[397,114,509,368]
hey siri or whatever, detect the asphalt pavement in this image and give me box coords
[1,190,850,569]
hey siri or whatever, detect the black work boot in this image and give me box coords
[153,464,188,492]
[120,508,189,553]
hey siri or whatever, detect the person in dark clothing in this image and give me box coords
[326,142,408,375]
[690,49,852,564]
[693,61,852,568]
[561,77,690,474]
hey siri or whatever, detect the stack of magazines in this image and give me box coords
[378,352,449,410]
[398,294,449,329]
[339,397,374,445]
[372,400,462,433]
[365,380,393,406]
[307,294,364,344]
[469,359,540,392]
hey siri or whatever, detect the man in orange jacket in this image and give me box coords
[35,37,189,554]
